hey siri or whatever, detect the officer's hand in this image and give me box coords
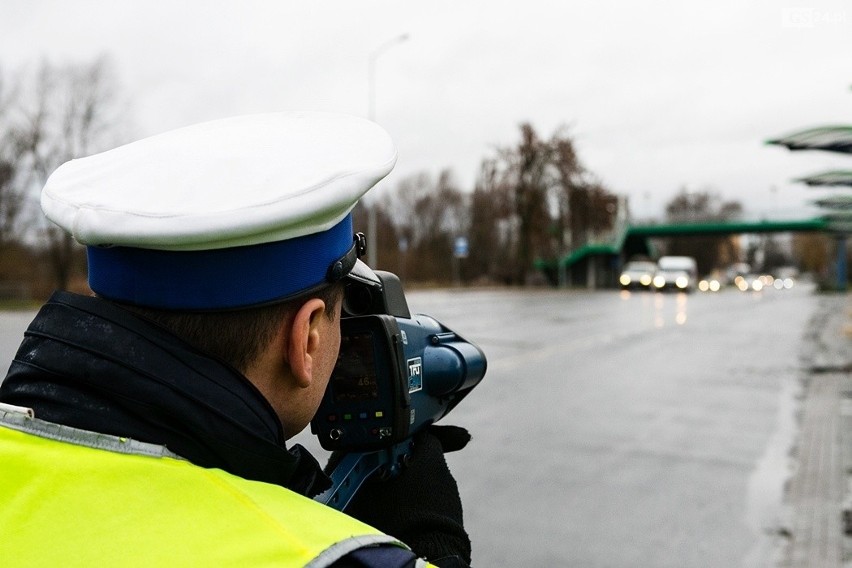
[426,424,471,453]
[328,426,472,567]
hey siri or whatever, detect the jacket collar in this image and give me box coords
[0,291,330,496]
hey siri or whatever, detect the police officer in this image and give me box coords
[0,112,471,567]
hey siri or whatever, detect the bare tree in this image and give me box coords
[467,123,620,285]
[549,132,580,254]
[0,68,28,249]
[384,169,469,283]
[467,158,510,283]
[510,124,553,283]
[391,171,435,253]
[568,181,618,246]
[0,65,51,299]
[368,121,620,287]
[352,199,399,274]
[480,123,555,284]
[12,55,127,291]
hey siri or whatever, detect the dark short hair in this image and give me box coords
[118,283,343,373]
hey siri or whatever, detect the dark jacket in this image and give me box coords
[0,291,421,568]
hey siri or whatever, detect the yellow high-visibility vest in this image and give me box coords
[0,407,416,567]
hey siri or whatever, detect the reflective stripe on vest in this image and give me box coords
[0,408,409,567]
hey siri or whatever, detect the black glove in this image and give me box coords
[426,424,471,454]
[328,425,472,566]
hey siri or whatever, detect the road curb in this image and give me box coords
[781,293,851,567]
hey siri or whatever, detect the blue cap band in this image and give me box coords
[87,214,354,310]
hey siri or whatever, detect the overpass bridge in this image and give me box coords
[537,217,834,289]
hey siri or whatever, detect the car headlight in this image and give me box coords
[653,275,665,288]
[620,274,631,286]
[675,276,688,289]
[639,274,652,286]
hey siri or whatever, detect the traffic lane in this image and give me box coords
[428,286,815,566]
[451,345,775,566]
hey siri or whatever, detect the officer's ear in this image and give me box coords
[287,298,327,388]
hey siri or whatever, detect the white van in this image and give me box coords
[653,256,698,292]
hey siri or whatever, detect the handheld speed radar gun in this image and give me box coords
[311,268,487,511]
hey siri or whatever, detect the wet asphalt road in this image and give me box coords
[0,283,818,567]
[355,284,816,567]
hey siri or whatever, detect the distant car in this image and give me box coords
[619,260,657,290]
[652,256,697,292]
[698,276,722,292]
[773,266,798,290]
[736,273,785,292]
[698,268,725,292]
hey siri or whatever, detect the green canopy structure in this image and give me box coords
[822,210,852,233]
[766,125,852,154]
[767,120,851,290]
[795,170,852,187]
[813,194,852,209]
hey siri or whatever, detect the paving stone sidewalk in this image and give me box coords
[781,292,852,567]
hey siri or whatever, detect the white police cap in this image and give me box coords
[40,111,396,310]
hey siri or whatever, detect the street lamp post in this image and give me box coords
[366,33,408,266]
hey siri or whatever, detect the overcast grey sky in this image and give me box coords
[2,0,850,219]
